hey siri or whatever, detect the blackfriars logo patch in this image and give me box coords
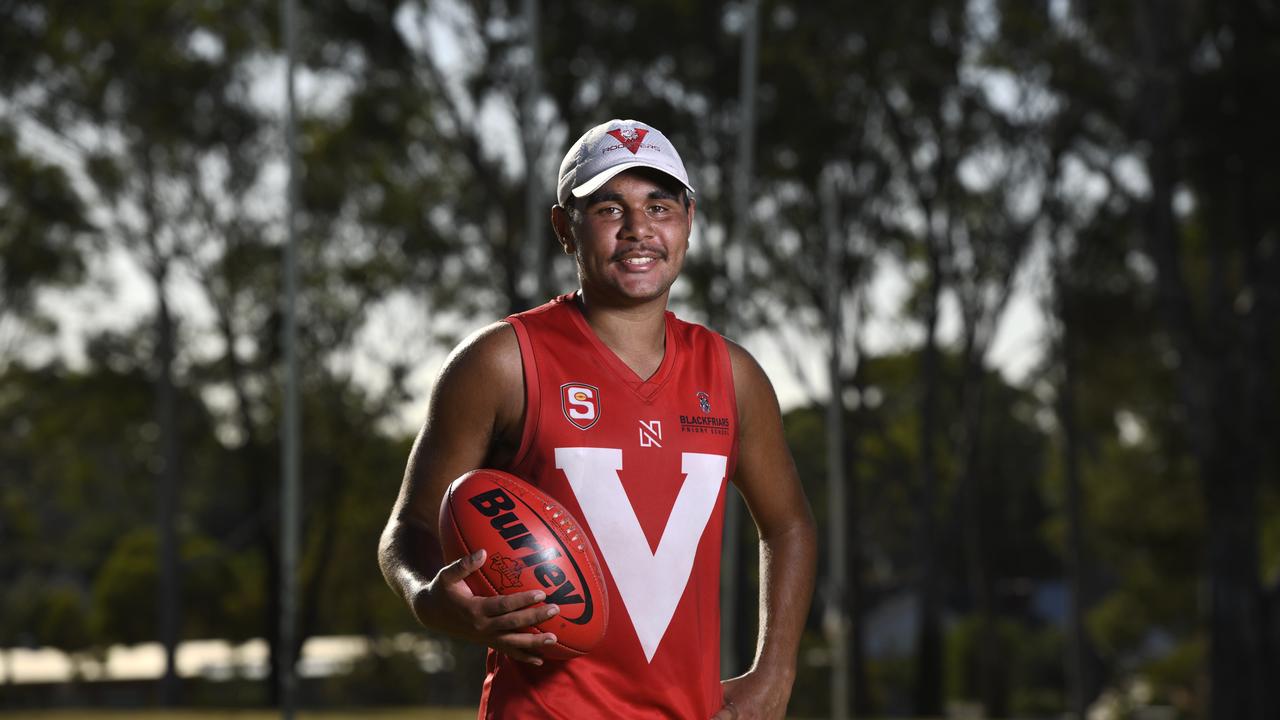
[682,390,729,434]
[679,414,731,435]
[607,126,649,154]
[561,382,600,430]
[697,391,711,414]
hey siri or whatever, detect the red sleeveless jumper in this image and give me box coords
[477,293,739,719]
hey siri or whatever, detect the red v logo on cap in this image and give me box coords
[555,447,725,662]
[607,127,648,154]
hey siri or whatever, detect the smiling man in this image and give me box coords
[378,119,816,719]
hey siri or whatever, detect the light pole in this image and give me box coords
[280,0,301,716]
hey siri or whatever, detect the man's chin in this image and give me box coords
[621,281,673,302]
[587,283,671,307]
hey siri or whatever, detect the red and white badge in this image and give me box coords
[561,382,600,430]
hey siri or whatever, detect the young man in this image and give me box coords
[378,119,816,719]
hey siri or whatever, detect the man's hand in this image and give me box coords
[711,668,795,720]
[412,548,562,665]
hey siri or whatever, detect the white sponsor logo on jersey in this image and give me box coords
[556,448,726,662]
[639,420,662,448]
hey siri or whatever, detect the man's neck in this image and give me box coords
[575,291,669,379]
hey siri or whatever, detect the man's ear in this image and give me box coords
[550,204,576,255]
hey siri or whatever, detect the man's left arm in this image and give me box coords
[715,341,818,720]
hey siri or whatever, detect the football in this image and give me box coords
[438,468,609,659]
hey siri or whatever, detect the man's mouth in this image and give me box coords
[613,246,666,265]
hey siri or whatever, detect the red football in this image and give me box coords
[438,468,609,659]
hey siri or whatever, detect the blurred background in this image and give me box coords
[2,0,1278,719]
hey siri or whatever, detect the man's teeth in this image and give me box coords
[624,257,656,265]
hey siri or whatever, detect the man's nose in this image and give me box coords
[618,206,653,240]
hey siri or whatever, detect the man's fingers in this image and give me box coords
[495,631,560,665]
[501,603,559,631]
[498,646,544,665]
[475,600,560,633]
[437,549,485,584]
[481,589,550,616]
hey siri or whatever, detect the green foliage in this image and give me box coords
[316,638,492,708]
[0,360,157,575]
[0,574,45,648]
[0,126,89,321]
[39,586,93,655]
[0,351,427,668]
[92,529,163,645]
[1143,636,1205,716]
[864,653,918,716]
[0,353,214,648]
[90,529,250,645]
[322,647,432,705]
[784,630,836,717]
[945,614,1065,715]
[784,346,1053,715]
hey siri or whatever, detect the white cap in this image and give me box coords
[556,119,694,207]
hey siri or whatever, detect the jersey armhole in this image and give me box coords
[505,317,540,471]
[717,333,742,486]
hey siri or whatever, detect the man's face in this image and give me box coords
[553,168,695,307]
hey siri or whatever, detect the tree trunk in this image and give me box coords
[846,354,872,718]
[823,171,850,719]
[1146,128,1268,720]
[1055,269,1096,720]
[1201,425,1265,720]
[153,267,182,706]
[956,332,1000,717]
[1229,4,1279,712]
[263,523,283,706]
[913,240,944,717]
[1135,5,1267,717]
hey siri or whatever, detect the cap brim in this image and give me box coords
[570,161,695,200]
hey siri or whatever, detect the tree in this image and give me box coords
[1014,1,1280,716]
[0,126,90,360]
[2,0,280,700]
[0,1,424,703]
[0,4,91,358]
[0,336,221,695]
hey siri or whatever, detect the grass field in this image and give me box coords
[0,711,478,720]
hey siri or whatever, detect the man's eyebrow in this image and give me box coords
[583,188,682,205]
[584,190,623,205]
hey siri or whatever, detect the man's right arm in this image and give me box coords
[377,322,562,665]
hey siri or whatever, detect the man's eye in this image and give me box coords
[596,206,621,216]
[649,204,669,214]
